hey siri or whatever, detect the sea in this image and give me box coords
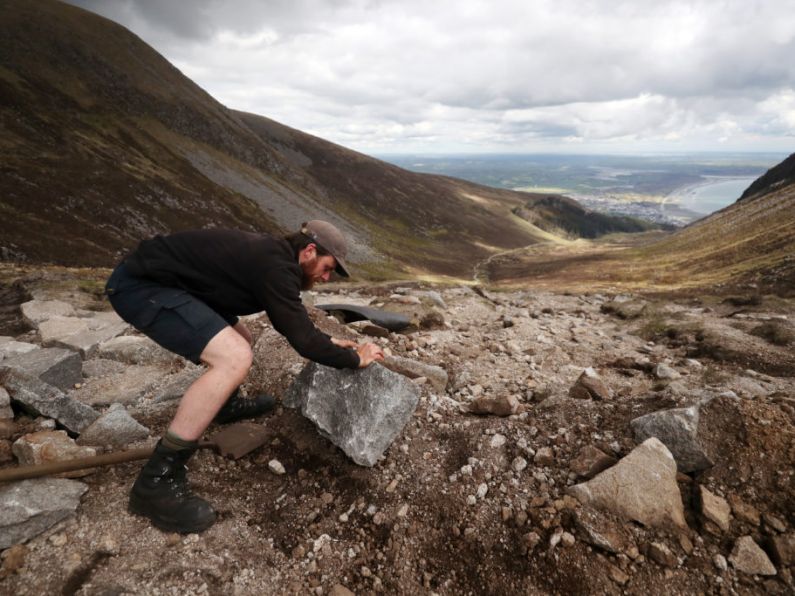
[669,177,758,215]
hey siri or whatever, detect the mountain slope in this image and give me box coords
[739,152,795,202]
[0,0,659,278]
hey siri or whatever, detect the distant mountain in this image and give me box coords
[739,153,795,202]
[513,194,667,239]
[0,0,662,278]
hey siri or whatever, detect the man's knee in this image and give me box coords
[201,328,254,380]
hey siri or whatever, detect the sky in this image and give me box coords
[66,0,795,156]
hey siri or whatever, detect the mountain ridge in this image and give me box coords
[1,0,662,279]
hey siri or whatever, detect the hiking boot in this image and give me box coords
[129,440,216,533]
[214,390,276,425]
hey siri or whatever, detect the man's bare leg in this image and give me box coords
[168,326,253,441]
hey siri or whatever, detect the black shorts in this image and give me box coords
[105,263,237,364]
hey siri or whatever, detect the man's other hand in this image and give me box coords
[356,342,385,368]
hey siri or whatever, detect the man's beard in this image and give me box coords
[300,258,315,291]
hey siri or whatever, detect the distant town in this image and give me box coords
[380,152,785,226]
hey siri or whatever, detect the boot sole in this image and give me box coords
[129,495,216,534]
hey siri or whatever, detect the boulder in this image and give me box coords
[0,369,98,433]
[76,404,150,448]
[97,336,177,365]
[383,355,448,393]
[0,478,87,549]
[0,386,12,419]
[0,341,38,361]
[569,368,612,400]
[12,430,97,478]
[285,362,419,466]
[1,347,82,392]
[20,300,76,326]
[567,438,687,530]
[729,536,777,576]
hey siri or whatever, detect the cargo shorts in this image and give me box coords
[105,263,237,364]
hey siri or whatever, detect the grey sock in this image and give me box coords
[162,430,198,451]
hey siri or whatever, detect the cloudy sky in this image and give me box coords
[67,0,795,155]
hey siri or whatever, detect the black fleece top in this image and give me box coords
[124,228,359,369]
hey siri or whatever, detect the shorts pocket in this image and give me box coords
[134,291,192,329]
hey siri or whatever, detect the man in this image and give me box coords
[105,221,384,533]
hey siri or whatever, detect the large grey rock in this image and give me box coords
[383,355,448,393]
[630,405,713,473]
[51,324,129,359]
[0,341,38,362]
[38,316,89,344]
[97,336,177,365]
[568,437,687,530]
[0,386,12,419]
[0,369,98,433]
[20,300,76,326]
[0,478,87,548]
[1,347,82,392]
[630,396,745,473]
[285,362,420,466]
[69,365,166,407]
[77,404,150,448]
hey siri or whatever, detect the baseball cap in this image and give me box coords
[300,220,350,278]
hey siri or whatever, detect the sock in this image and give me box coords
[162,430,198,451]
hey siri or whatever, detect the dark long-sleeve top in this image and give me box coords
[123,228,359,369]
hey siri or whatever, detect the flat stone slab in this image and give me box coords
[38,316,90,344]
[20,300,76,326]
[568,437,687,530]
[69,365,166,407]
[0,369,98,433]
[1,347,82,392]
[0,478,87,549]
[0,341,39,362]
[285,362,420,466]
[97,336,177,365]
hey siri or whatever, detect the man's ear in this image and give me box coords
[298,243,317,264]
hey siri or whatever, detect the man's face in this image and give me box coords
[300,253,337,290]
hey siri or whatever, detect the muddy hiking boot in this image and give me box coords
[129,440,216,534]
[213,389,276,425]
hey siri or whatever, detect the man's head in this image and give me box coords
[288,220,350,290]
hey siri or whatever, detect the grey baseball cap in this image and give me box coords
[301,220,350,278]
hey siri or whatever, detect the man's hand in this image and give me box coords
[356,342,385,368]
[331,337,357,349]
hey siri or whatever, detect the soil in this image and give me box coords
[1,272,794,595]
